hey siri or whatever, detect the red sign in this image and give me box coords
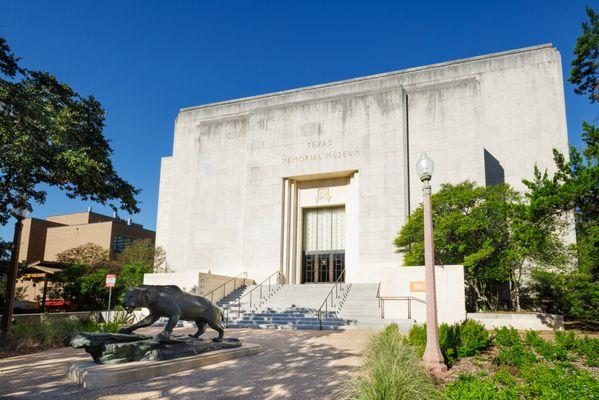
[105,274,117,288]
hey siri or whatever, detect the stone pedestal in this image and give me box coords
[67,342,262,389]
[70,332,242,365]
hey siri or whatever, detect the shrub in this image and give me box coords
[7,315,119,352]
[338,323,440,400]
[520,363,599,399]
[571,335,599,367]
[407,323,427,356]
[524,331,569,361]
[447,363,599,399]
[493,327,521,347]
[494,344,537,368]
[439,323,461,367]
[493,328,536,368]
[458,319,490,357]
[445,370,520,400]
[407,320,491,368]
[554,330,576,350]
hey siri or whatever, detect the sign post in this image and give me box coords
[105,274,117,322]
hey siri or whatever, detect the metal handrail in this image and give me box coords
[378,296,426,319]
[317,270,347,330]
[204,272,249,303]
[225,270,283,322]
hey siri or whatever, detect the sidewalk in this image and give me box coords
[0,327,372,400]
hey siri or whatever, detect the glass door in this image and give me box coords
[302,206,345,283]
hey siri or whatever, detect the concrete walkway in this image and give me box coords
[0,327,373,400]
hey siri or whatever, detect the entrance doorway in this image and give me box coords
[301,206,345,283]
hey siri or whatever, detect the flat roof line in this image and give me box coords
[180,43,554,113]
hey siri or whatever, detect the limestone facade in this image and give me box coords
[156,44,569,284]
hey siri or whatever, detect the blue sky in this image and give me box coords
[0,1,595,241]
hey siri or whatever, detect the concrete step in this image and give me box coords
[224,282,411,331]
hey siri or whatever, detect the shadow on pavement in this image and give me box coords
[0,327,371,400]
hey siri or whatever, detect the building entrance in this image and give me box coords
[301,206,345,283]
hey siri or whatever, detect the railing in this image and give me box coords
[378,296,426,319]
[317,270,349,330]
[204,272,249,303]
[224,270,283,324]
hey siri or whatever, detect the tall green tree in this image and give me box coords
[0,37,140,224]
[395,182,567,311]
[570,6,598,103]
[523,7,599,321]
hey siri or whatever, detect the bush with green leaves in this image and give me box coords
[439,323,461,367]
[573,335,599,367]
[407,320,490,367]
[445,369,520,400]
[492,328,537,368]
[493,327,521,347]
[519,362,599,399]
[6,315,119,352]
[407,323,427,356]
[458,319,490,357]
[338,323,440,400]
[447,363,599,400]
[552,330,599,367]
[524,331,569,361]
[52,243,156,311]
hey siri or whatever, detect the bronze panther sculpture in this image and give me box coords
[119,285,225,341]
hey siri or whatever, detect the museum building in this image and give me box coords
[155,44,569,285]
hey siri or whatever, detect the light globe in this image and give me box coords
[416,153,434,179]
[12,208,30,218]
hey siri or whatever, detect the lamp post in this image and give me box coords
[1,207,30,337]
[415,153,447,374]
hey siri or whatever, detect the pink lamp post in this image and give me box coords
[415,153,447,374]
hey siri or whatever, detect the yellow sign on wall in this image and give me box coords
[410,281,426,292]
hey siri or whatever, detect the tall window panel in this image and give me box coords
[302,206,345,251]
[331,207,344,250]
[303,209,318,251]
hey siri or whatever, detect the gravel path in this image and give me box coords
[0,327,372,400]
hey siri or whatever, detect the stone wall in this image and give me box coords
[157,44,569,283]
[379,265,466,324]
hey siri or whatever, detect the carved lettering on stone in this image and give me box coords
[282,139,360,164]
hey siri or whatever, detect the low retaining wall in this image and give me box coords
[143,271,255,303]
[468,312,564,330]
[380,265,466,324]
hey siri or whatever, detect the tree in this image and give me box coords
[0,240,10,262]
[52,263,110,310]
[569,6,598,103]
[0,241,12,306]
[523,7,599,321]
[0,36,140,225]
[114,239,167,273]
[51,241,164,310]
[395,182,568,311]
[1,37,141,330]
[55,243,110,268]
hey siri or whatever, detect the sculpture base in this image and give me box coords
[70,332,241,365]
[67,342,262,389]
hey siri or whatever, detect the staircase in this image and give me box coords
[216,285,250,308]
[222,282,412,331]
[224,284,346,330]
